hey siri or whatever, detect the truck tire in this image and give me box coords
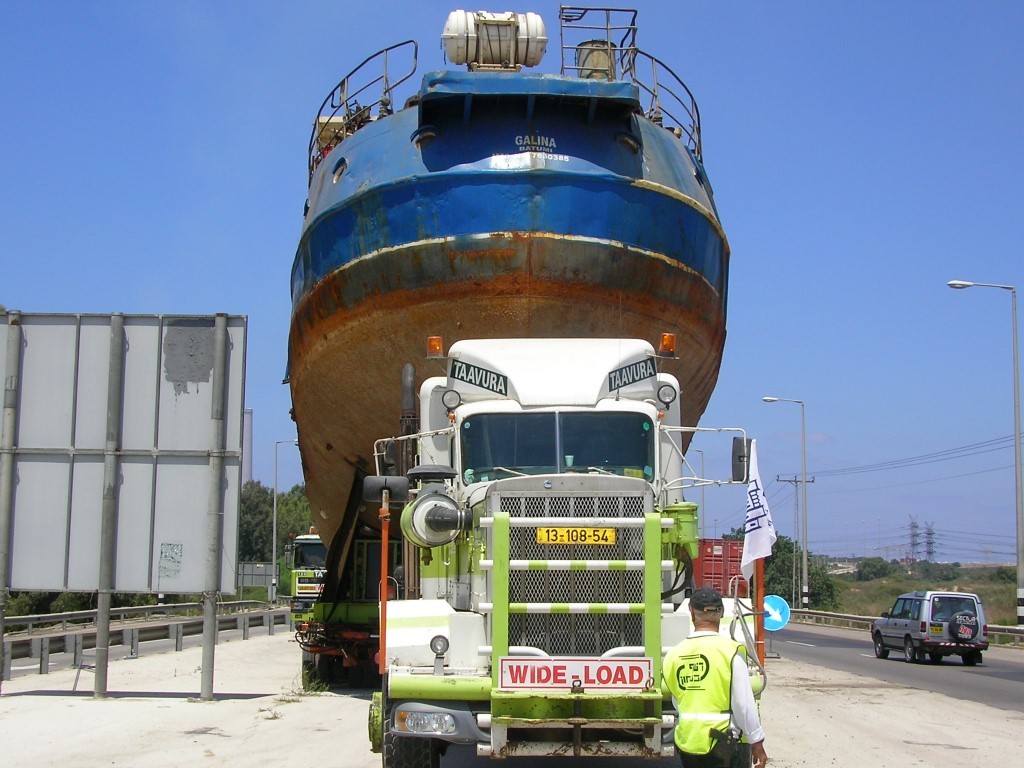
[316,653,336,684]
[873,632,889,659]
[346,664,359,688]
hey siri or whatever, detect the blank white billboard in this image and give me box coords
[0,313,246,593]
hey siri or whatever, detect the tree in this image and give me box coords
[238,480,316,563]
[762,534,799,604]
[856,557,893,582]
[909,560,961,582]
[759,534,839,610]
[274,484,316,559]
[238,480,274,561]
[991,565,1015,583]
[808,564,839,611]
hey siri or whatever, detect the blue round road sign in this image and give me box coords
[763,594,791,632]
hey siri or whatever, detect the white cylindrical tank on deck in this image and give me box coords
[442,10,547,68]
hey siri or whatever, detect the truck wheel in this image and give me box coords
[316,653,336,684]
[903,637,918,663]
[383,733,439,768]
[873,633,889,659]
[383,703,440,768]
[363,664,382,689]
[349,664,365,688]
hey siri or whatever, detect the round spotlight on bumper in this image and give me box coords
[429,634,450,656]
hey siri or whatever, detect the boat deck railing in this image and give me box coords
[559,6,702,160]
[629,50,703,161]
[305,8,704,184]
[307,40,418,182]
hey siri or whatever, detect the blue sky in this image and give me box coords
[3,2,1022,563]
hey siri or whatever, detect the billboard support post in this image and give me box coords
[201,314,230,701]
[95,314,126,698]
[0,312,24,692]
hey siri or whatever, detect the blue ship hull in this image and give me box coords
[289,62,729,555]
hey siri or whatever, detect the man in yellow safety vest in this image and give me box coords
[662,587,768,768]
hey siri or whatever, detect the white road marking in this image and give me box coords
[784,640,816,647]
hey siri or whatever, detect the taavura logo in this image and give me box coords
[450,360,508,395]
[607,358,657,391]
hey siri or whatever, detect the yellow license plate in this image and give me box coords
[536,527,616,545]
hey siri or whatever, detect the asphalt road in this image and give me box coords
[768,622,1024,713]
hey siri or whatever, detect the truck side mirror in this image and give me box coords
[363,475,410,506]
[732,437,752,483]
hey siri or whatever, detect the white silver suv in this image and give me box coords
[871,590,988,665]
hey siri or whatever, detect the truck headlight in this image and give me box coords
[396,711,457,734]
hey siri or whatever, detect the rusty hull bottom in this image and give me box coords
[288,237,726,552]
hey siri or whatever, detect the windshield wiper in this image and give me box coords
[492,466,528,477]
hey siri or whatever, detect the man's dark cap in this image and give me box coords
[690,587,725,612]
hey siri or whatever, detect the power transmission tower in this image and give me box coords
[909,515,920,563]
[924,522,936,562]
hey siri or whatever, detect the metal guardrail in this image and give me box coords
[790,609,1024,647]
[2,602,290,679]
[3,600,267,635]
[6,605,1020,680]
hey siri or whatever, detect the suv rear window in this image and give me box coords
[931,596,977,621]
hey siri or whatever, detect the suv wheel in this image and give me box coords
[873,632,889,659]
[962,650,982,666]
[928,653,943,664]
[903,637,918,663]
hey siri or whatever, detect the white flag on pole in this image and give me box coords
[741,439,777,582]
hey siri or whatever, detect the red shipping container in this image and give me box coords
[693,539,748,597]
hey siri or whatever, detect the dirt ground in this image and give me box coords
[1,631,1022,767]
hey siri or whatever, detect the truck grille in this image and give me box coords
[488,477,654,656]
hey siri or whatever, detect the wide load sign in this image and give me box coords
[499,657,653,691]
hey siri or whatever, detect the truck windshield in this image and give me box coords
[460,411,654,483]
[294,541,327,568]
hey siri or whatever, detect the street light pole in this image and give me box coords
[273,439,299,605]
[948,279,1024,625]
[764,396,810,609]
